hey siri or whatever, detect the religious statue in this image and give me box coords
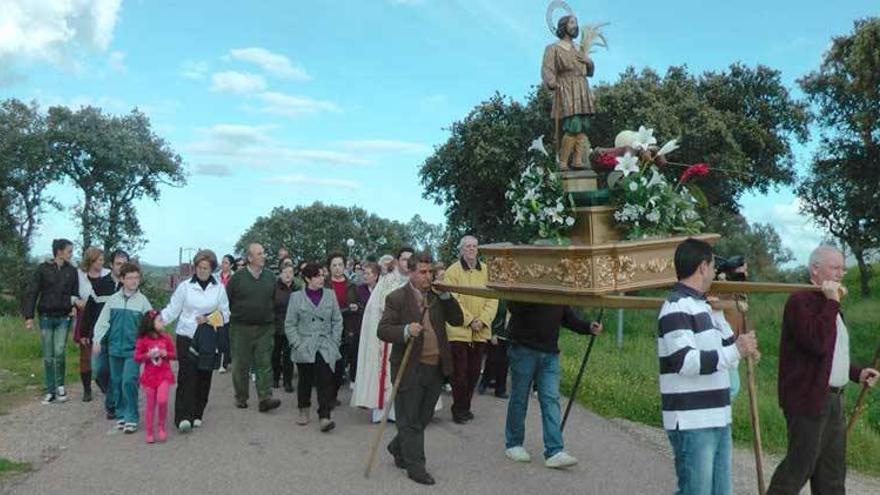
[541,1,606,171]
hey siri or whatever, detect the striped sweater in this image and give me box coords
[657,283,740,430]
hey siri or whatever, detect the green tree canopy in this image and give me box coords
[797,17,880,296]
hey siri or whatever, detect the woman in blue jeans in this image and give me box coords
[503,302,602,469]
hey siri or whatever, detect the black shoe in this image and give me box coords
[452,414,468,424]
[463,411,474,421]
[387,443,406,469]
[284,382,294,393]
[258,397,281,412]
[235,400,248,409]
[495,391,509,399]
[106,410,116,420]
[272,379,280,389]
[82,390,93,402]
[407,470,436,486]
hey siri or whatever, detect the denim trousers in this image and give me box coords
[39,316,71,394]
[504,344,564,459]
[666,425,733,495]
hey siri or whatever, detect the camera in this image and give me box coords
[715,255,746,282]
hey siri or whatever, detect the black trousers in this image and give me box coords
[297,353,336,419]
[217,324,231,368]
[389,364,443,475]
[481,340,509,394]
[271,333,293,384]
[767,391,847,495]
[175,335,214,426]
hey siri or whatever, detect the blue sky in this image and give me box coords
[2,0,876,265]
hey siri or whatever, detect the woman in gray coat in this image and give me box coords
[285,262,343,432]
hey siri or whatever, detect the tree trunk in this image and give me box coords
[80,193,93,252]
[853,248,872,297]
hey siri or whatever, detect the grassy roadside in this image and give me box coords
[0,458,31,477]
[558,268,880,476]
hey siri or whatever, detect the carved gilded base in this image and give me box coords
[483,234,720,296]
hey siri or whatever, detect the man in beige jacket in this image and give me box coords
[444,235,499,424]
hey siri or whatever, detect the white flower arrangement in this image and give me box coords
[605,125,706,239]
[506,137,576,241]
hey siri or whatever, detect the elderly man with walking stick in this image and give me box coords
[767,245,879,495]
[375,252,463,486]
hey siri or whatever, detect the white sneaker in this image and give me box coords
[505,446,532,463]
[251,373,256,383]
[41,393,56,405]
[56,386,68,402]
[218,366,227,374]
[545,451,578,469]
[123,423,137,434]
[178,420,192,433]
[116,420,126,430]
[193,419,202,428]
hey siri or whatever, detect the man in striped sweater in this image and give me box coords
[658,238,759,495]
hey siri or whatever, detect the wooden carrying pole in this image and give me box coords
[738,303,766,495]
[846,340,880,435]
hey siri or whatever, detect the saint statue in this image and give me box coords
[541,5,599,170]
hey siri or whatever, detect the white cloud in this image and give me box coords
[210,71,267,95]
[254,91,341,117]
[0,0,122,76]
[193,163,234,177]
[186,124,369,168]
[227,47,310,81]
[338,140,429,154]
[265,174,361,190]
[180,60,209,80]
[747,197,826,266]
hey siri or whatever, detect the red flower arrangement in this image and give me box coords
[592,152,619,171]
[680,163,709,183]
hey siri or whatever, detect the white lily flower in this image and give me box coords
[646,167,663,188]
[528,135,549,156]
[628,181,638,192]
[614,152,640,177]
[657,139,679,156]
[632,125,657,151]
[565,216,575,226]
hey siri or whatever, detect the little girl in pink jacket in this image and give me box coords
[134,310,176,444]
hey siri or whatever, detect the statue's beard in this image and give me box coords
[568,26,579,39]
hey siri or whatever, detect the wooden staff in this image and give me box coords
[737,300,766,495]
[846,340,880,435]
[561,308,604,432]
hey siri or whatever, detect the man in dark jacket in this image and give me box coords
[767,245,879,494]
[378,252,463,486]
[503,302,602,469]
[23,238,82,405]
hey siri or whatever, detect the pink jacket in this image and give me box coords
[134,333,176,388]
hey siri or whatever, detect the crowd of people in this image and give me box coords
[19,235,880,491]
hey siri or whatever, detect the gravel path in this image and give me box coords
[2,374,879,495]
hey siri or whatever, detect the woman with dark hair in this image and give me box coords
[24,238,81,405]
[272,263,296,392]
[285,262,343,432]
[216,253,236,372]
[157,249,230,432]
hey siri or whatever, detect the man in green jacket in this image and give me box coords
[227,243,281,412]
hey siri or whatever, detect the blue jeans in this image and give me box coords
[109,356,140,424]
[504,344,564,459]
[39,316,71,394]
[667,425,733,495]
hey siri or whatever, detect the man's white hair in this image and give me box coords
[458,235,478,252]
[809,245,841,269]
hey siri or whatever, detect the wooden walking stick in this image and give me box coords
[846,340,880,435]
[561,308,604,432]
[737,301,766,495]
[364,303,431,479]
